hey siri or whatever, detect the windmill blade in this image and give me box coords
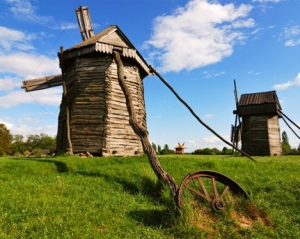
[76,6,94,41]
[232,79,240,151]
[22,74,62,92]
[234,79,239,106]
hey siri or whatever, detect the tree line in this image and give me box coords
[151,143,175,155]
[1,122,299,156]
[0,123,56,157]
[192,131,300,156]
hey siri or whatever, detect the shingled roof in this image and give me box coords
[237,91,282,116]
[61,25,151,77]
[238,91,281,109]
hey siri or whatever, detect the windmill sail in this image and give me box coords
[22,74,62,92]
[21,6,94,93]
[76,6,94,41]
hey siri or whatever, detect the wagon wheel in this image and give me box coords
[176,170,250,211]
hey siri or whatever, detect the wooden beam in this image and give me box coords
[60,46,73,155]
[75,5,94,41]
[21,74,62,92]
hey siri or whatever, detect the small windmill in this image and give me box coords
[22,6,151,156]
[232,81,282,156]
[231,79,241,151]
[175,142,186,154]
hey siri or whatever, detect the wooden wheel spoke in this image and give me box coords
[186,185,211,202]
[177,170,250,209]
[220,185,230,198]
[197,177,209,198]
[211,177,219,199]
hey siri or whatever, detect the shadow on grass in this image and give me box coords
[10,157,69,173]
[77,171,177,228]
[78,171,165,201]
[127,208,174,228]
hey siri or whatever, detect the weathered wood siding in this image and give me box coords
[56,54,145,156]
[103,60,144,156]
[241,115,270,156]
[241,115,282,156]
[268,115,282,156]
[238,103,280,116]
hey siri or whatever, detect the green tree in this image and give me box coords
[0,123,13,156]
[25,133,56,153]
[39,133,56,153]
[157,145,161,154]
[160,144,169,155]
[282,131,291,155]
[211,147,221,155]
[160,144,174,155]
[11,134,26,154]
[151,142,157,152]
[193,148,213,155]
[26,134,40,151]
[222,147,233,155]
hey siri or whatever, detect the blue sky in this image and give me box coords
[0,0,299,152]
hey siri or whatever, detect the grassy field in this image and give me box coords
[0,154,299,238]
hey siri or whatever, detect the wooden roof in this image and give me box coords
[175,143,186,149]
[237,91,282,116]
[22,25,151,92]
[61,25,151,77]
[238,91,281,109]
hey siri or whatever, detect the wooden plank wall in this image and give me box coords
[268,115,282,156]
[241,115,270,156]
[70,56,112,154]
[56,54,146,156]
[241,115,282,156]
[103,60,144,156]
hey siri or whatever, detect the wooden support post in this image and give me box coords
[113,51,179,197]
[60,46,73,155]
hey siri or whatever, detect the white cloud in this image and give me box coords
[0,26,60,78]
[204,114,214,119]
[145,0,254,72]
[0,52,59,78]
[0,119,13,129]
[0,26,35,52]
[273,73,300,90]
[0,78,22,91]
[51,23,78,30]
[203,70,225,78]
[252,0,283,2]
[18,117,43,124]
[9,124,57,137]
[285,39,300,47]
[280,26,300,47]
[248,70,261,75]
[5,0,53,24]
[282,26,300,38]
[0,88,62,108]
[201,136,221,144]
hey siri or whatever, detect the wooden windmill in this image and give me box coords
[22,6,151,156]
[232,82,282,156]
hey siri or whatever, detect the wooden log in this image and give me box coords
[22,74,63,92]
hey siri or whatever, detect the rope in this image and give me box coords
[149,65,256,162]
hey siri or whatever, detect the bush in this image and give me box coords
[0,152,7,157]
[32,149,42,157]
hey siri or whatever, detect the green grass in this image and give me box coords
[0,154,299,238]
